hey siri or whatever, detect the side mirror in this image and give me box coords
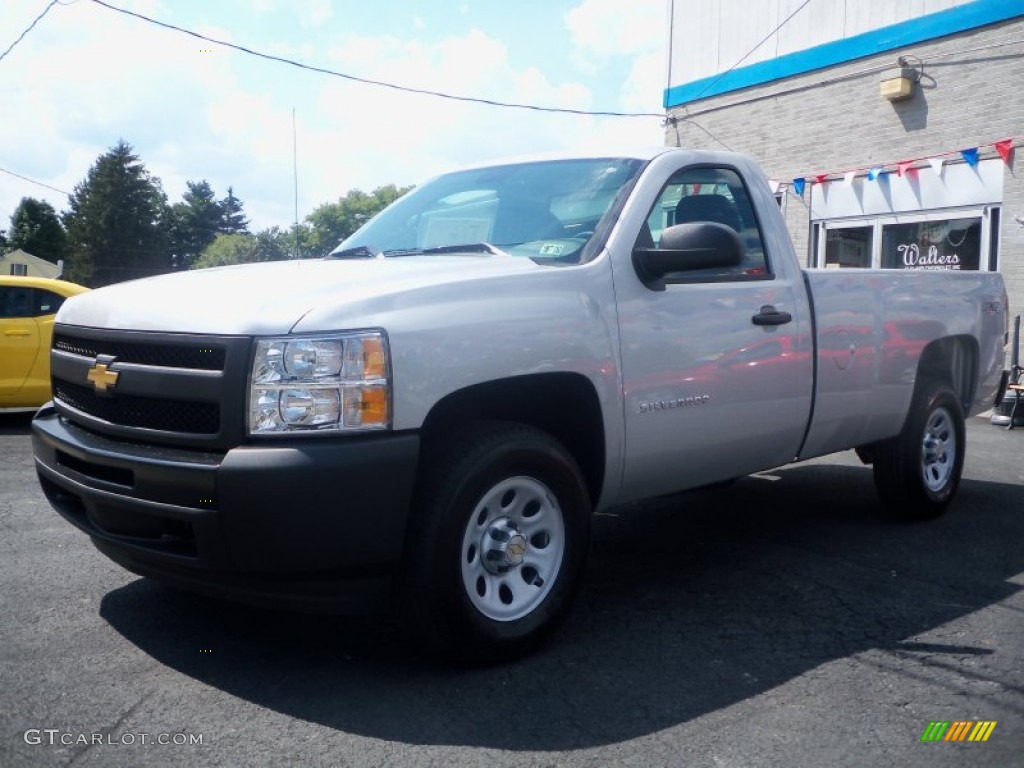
[632,222,744,291]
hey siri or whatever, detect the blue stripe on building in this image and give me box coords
[664,0,1024,108]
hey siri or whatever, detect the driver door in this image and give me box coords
[612,164,813,501]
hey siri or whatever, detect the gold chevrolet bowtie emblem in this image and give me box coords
[86,362,119,392]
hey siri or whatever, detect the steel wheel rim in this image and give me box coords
[921,406,956,492]
[460,476,565,622]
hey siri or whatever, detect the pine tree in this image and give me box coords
[63,140,171,286]
[8,197,68,264]
[219,186,249,235]
[169,180,222,270]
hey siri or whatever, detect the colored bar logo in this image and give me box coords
[921,721,997,742]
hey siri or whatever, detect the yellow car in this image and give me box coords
[1,275,90,410]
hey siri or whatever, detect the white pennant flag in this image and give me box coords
[843,171,855,186]
[927,157,944,175]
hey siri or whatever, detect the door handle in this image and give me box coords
[4,330,31,336]
[752,305,792,326]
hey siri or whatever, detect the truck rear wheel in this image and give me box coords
[872,379,965,520]
[400,422,590,664]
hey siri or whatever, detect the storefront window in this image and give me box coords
[825,226,872,268]
[880,217,982,271]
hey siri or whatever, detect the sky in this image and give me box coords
[0,0,667,234]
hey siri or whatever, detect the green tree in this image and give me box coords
[304,184,411,256]
[192,226,298,270]
[0,228,8,251]
[192,233,260,269]
[63,140,171,286]
[169,180,222,270]
[219,186,249,234]
[7,197,68,264]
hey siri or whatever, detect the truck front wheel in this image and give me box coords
[400,422,590,664]
[872,380,965,520]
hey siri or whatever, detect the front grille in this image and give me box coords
[51,326,249,449]
[54,380,220,435]
[53,334,226,371]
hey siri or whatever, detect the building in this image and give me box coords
[663,0,1023,336]
[1,249,62,278]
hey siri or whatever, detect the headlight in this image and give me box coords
[248,331,390,434]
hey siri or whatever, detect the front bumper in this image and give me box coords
[32,405,419,611]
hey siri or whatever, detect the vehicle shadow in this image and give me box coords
[0,412,34,435]
[98,463,1024,750]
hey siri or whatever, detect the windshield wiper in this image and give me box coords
[420,242,509,256]
[380,248,425,257]
[328,245,381,259]
[332,243,509,259]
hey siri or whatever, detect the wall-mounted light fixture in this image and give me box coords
[880,56,923,101]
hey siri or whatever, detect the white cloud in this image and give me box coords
[300,0,333,28]
[565,0,664,65]
[0,1,666,237]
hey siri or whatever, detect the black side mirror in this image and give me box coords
[632,222,744,291]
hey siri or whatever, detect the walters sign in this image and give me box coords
[883,218,981,272]
[897,243,961,270]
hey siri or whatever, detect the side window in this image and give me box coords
[34,290,66,316]
[637,166,770,281]
[0,286,34,319]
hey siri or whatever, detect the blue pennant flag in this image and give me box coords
[867,167,883,181]
[961,147,979,167]
[792,177,806,196]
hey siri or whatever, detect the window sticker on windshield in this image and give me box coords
[539,243,566,256]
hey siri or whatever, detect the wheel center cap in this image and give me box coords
[505,534,528,566]
[481,518,529,574]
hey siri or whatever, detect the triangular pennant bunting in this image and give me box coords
[787,136,1019,190]
[995,138,1014,163]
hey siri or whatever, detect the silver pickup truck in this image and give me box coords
[32,148,1008,662]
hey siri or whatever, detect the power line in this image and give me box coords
[0,0,60,64]
[685,0,815,105]
[0,165,70,195]
[86,0,664,119]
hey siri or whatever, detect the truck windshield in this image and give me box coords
[330,157,646,266]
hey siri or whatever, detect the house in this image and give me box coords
[1,249,62,278]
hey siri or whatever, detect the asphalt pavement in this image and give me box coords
[1,410,1022,767]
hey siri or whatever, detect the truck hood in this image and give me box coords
[56,256,541,336]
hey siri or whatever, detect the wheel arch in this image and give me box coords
[916,334,978,413]
[419,373,605,507]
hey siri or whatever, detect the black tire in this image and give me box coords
[399,421,591,664]
[872,379,965,520]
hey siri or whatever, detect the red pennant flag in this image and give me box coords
[995,138,1014,163]
[897,161,913,177]
[814,173,828,185]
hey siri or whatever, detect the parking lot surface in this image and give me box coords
[2,411,1022,767]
